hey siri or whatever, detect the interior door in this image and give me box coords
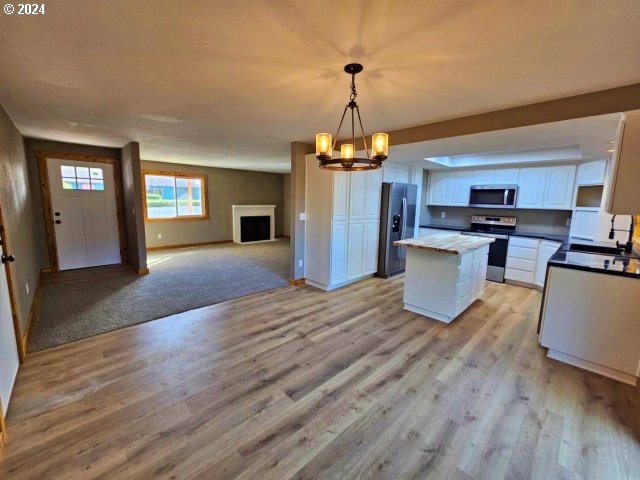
[0,252,19,417]
[47,158,121,270]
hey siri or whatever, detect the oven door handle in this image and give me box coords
[462,231,509,240]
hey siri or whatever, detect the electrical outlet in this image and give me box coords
[158,234,162,239]
[298,259,303,268]
[25,282,29,295]
[299,212,306,221]
[440,212,446,219]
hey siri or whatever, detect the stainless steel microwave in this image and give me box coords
[469,185,518,208]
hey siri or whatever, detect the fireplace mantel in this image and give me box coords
[232,205,276,244]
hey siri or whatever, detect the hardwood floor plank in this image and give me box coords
[0,277,637,479]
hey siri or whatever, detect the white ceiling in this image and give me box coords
[0,1,639,173]
[389,113,622,169]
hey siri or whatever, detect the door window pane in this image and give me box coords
[77,178,91,190]
[91,179,105,191]
[62,178,77,190]
[75,167,90,178]
[90,167,104,179]
[61,165,76,177]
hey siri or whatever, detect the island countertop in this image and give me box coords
[394,233,495,255]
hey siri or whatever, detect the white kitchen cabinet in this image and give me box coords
[428,171,449,205]
[330,221,348,284]
[449,171,473,206]
[516,167,547,209]
[332,173,349,221]
[471,246,489,301]
[348,171,367,219]
[402,242,490,323]
[542,165,575,210]
[576,160,607,185]
[364,220,380,274]
[305,154,383,290]
[494,168,519,184]
[472,169,495,185]
[569,209,599,241]
[540,266,640,385]
[534,240,561,287]
[605,110,640,215]
[365,168,383,218]
[347,221,366,279]
[505,236,540,284]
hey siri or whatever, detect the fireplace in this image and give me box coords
[232,205,276,244]
[240,216,270,242]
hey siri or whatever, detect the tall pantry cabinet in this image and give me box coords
[305,154,383,291]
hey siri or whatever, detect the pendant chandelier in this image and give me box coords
[315,63,389,171]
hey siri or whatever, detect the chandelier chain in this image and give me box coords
[349,73,357,102]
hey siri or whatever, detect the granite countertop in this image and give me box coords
[419,224,568,243]
[394,233,495,255]
[548,242,640,279]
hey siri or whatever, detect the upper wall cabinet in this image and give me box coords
[428,171,450,205]
[428,163,576,210]
[428,171,472,206]
[332,173,350,221]
[449,171,473,206]
[365,168,383,218]
[472,169,495,185]
[543,165,576,210]
[516,167,547,209]
[576,159,607,185]
[493,168,519,185]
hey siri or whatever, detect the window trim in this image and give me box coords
[142,169,209,222]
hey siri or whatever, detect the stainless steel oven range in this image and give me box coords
[461,215,516,283]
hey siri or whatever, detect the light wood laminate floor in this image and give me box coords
[1,276,638,479]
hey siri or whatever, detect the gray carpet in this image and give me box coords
[29,239,290,352]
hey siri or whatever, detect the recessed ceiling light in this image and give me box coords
[607,140,615,144]
[606,148,615,153]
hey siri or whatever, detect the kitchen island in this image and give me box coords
[394,234,494,323]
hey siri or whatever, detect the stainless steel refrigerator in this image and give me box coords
[376,182,418,278]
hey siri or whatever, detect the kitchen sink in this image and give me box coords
[568,243,624,255]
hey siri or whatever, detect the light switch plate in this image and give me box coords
[158,234,162,239]
[440,212,446,219]
[299,212,306,221]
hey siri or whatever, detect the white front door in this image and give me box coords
[0,256,19,416]
[47,157,121,270]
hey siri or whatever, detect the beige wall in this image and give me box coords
[142,160,285,248]
[290,142,314,279]
[283,174,291,237]
[0,105,45,334]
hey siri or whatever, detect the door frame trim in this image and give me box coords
[0,196,23,446]
[36,151,127,272]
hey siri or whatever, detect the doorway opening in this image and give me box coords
[36,152,126,272]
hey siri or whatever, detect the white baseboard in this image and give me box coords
[547,349,638,386]
[403,303,453,324]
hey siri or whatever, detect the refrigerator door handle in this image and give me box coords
[401,197,408,239]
